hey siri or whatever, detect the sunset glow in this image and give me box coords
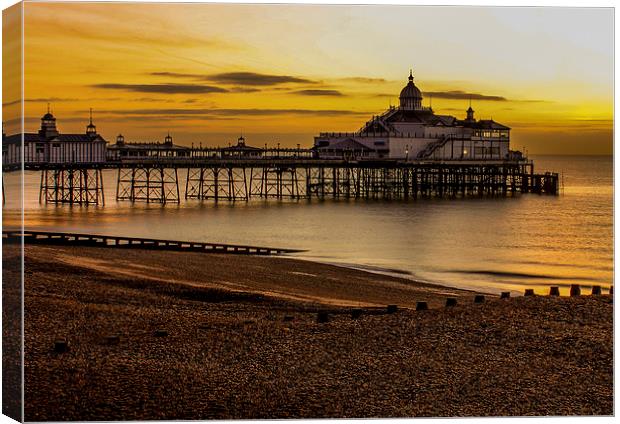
[3,3,614,154]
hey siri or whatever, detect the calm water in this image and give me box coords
[3,155,613,295]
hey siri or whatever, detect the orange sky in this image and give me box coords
[3,3,614,154]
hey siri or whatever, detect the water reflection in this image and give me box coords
[3,155,613,296]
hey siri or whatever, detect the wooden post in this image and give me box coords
[386,304,398,314]
[524,289,535,297]
[317,312,329,323]
[549,286,560,296]
[500,292,511,299]
[474,295,485,304]
[416,301,428,311]
[569,284,581,297]
[53,340,69,353]
[351,309,363,319]
[445,298,458,307]
[591,285,602,296]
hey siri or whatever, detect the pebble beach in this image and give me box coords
[11,243,613,420]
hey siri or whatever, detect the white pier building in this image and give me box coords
[314,71,512,161]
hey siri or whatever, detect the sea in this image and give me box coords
[3,155,613,296]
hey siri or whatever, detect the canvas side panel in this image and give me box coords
[2,1,24,422]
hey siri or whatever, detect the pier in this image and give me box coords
[3,154,559,206]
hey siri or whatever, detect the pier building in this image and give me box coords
[314,71,511,161]
[106,133,191,161]
[2,109,107,165]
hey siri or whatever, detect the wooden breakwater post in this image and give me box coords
[351,309,363,319]
[570,284,581,297]
[524,289,535,297]
[317,312,329,323]
[416,301,428,311]
[445,298,458,307]
[549,286,560,296]
[474,295,485,304]
[500,292,511,299]
[53,340,69,353]
[591,285,602,296]
[386,305,398,314]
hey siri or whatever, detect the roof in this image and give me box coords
[221,144,263,152]
[318,138,374,151]
[458,120,511,130]
[108,142,190,150]
[4,133,106,144]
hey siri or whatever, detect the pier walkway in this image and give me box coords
[3,154,560,206]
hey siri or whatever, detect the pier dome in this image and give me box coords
[399,70,423,111]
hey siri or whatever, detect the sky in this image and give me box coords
[2,3,614,154]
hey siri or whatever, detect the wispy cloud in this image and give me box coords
[99,108,368,117]
[228,87,262,93]
[423,90,508,101]
[292,89,344,97]
[3,97,81,107]
[92,83,228,94]
[337,77,388,84]
[206,72,315,86]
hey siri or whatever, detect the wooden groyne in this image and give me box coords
[3,230,304,256]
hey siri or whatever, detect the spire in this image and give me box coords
[47,103,50,114]
[408,69,413,82]
[86,108,97,136]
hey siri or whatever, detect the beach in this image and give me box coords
[13,243,613,419]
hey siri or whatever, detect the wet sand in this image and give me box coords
[13,244,613,419]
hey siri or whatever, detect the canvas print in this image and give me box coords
[1,2,613,421]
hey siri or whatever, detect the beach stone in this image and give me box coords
[474,295,485,304]
[524,289,535,297]
[591,285,602,296]
[416,301,428,311]
[316,312,329,323]
[53,340,69,353]
[549,286,560,296]
[104,335,120,346]
[386,305,398,314]
[570,284,581,297]
[500,292,511,299]
[153,330,168,337]
[351,309,363,319]
[445,298,457,307]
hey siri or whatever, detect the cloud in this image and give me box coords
[228,87,262,93]
[150,72,204,79]
[3,97,81,107]
[92,83,228,94]
[292,89,344,97]
[423,90,508,101]
[207,72,315,86]
[99,108,369,117]
[337,77,388,84]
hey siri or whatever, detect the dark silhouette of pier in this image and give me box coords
[3,151,559,206]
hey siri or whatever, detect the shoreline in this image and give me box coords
[11,242,613,419]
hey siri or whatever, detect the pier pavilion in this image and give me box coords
[314,71,511,161]
[106,133,191,161]
[2,109,107,166]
